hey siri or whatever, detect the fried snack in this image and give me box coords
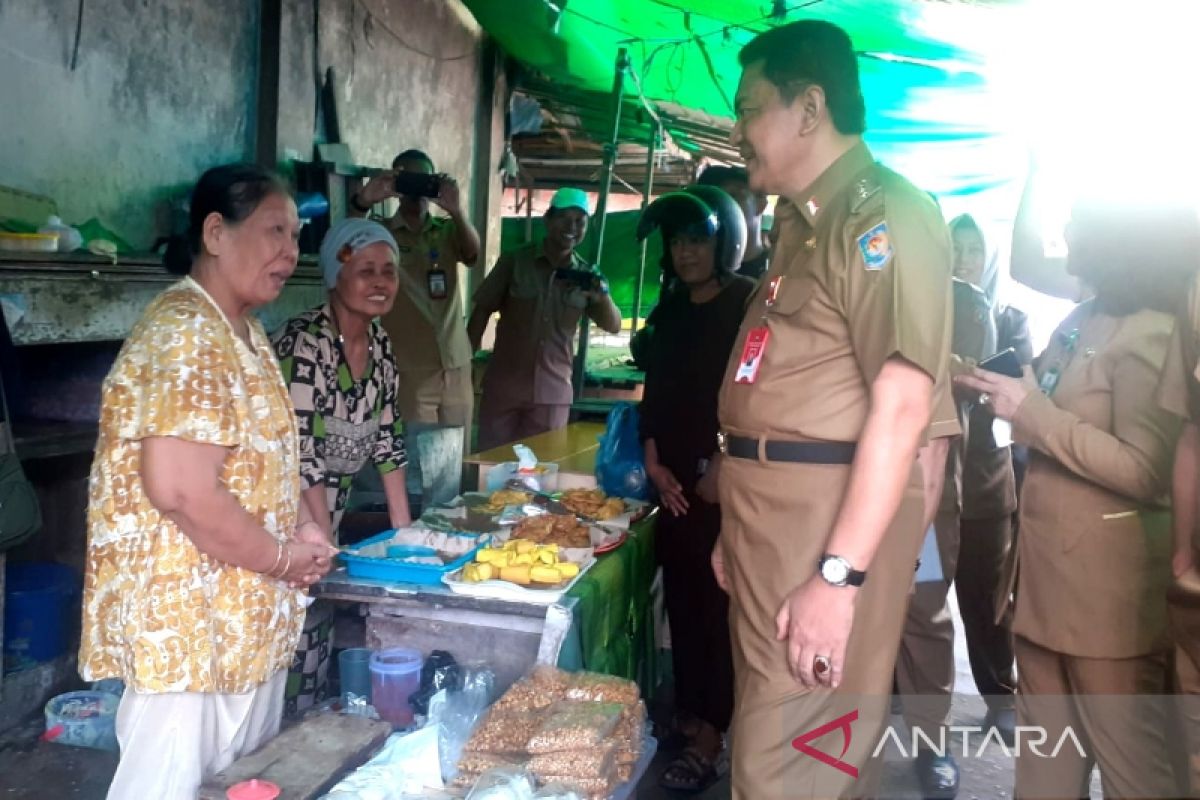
[456,751,526,777]
[463,709,543,755]
[513,514,591,549]
[479,489,532,514]
[526,700,623,754]
[560,489,626,521]
[490,670,566,712]
[565,671,641,707]
[528,742,615,779]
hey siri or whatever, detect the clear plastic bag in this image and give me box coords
[465,766,537,800]
[528,742,615,779]
[427,663,496,781]
[533,785,584,800]
[564,672,641,707]
[526,701,623,754]
[463,709,543,755]
[532,774,613,800]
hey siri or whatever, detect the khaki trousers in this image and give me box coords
[1169,569,1200,796]
[896,509,960,733]
[1014,636,1179,800]
[719,456,927,800]
[106,669,286,800]
[397,366,473,437]
[476,395,571,453]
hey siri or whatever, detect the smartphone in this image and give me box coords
[553,268,598,291]
[978,347,1023,379]
[393,171,442,199]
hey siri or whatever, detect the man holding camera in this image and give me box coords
[468,188,622,451]
[350,148,482,436]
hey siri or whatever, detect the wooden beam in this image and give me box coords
[255,0,282,167]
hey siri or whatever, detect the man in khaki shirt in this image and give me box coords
[711,21,954,798]
[351,149,482,436]
[468,188,622,451]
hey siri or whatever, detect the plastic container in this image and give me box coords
[38,216,83,252]
[339,648,373,703]
[44,690,119,751]
[4,561,80,672]
[0,232,58,253]
[339,530,486,585]
[369,648,422,728]
[485,461,560,493]
[226,779,281,800]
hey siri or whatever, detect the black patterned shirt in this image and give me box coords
[274,305,407,524]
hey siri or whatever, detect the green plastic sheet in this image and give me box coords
[559,511,660,696]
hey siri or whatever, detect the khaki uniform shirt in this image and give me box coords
[474,242,618,406]
[719,142,955,446]
[940,279,996,514]
[1158,272,1200,557]
[1014,300,1178,657]
[378,214,473,372]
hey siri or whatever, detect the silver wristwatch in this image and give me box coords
[818,554,866,587]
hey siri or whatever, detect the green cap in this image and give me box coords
[550,187,591,215]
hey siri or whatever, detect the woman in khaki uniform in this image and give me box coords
[1155,262,1200,795]
[957,201,1192,798]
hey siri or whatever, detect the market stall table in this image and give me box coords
[313,509,659,698]
[464,422,605,491]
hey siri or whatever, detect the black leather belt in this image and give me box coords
[718,433,857,464]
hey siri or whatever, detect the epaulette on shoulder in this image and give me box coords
[849,174,883,215]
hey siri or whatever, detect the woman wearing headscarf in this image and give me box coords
[636,184,754,792]
[947,214,1031,740]
[956,201,1192,798]
[274,218,411,540]
[80,163,338,800]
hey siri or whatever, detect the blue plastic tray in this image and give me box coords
[339,529,488,585]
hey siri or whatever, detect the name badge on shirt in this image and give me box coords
[735,326,770,384]
[427,268,448,300]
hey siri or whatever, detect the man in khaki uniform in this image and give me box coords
[1156,270,1200,794]
[350,149,482,435]
[712,21,954,798]
[468,188,622,451]
[895,277,994,798]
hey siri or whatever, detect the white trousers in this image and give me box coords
[106,669,287,800]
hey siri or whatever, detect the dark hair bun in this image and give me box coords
[162,234,194,275]
[160,163,288,277]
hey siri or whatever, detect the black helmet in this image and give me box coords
[637,184,747,287]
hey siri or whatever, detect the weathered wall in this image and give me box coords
[0,0,259,248]
[279,0,503,270]
[280,0,482,188]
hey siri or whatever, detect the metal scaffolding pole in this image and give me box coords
[630,120,659,333]
[571,47,628,401]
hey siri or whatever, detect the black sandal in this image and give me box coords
[658,746,723,793]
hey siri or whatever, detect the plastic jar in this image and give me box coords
[369,647,423,728]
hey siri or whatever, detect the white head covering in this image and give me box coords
[318,218,398,289]
[949,214,999,308]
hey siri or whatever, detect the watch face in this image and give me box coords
[821,557,849,585]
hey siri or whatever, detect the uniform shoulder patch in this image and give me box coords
[857,222,893,271]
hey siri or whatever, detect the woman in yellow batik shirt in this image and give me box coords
[79,163,338,800]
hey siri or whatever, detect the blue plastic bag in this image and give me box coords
[594,402,650,501]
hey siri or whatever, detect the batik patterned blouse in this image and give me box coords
[80,278,306,694]
[274,305,407,528]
